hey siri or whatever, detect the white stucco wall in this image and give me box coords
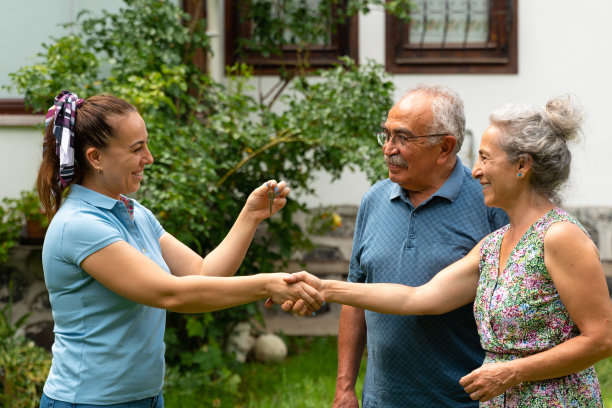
[299,1,612,208]
[0,1,126,200]
[0,125,43,199]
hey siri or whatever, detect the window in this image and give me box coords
[183,0,208,73]
[0,99,30,115]
[225,0,358,74]
[386,0,517,74]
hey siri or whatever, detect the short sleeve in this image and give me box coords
[61,210,124,266]
[140,204,165,239]
[348,194,368,283]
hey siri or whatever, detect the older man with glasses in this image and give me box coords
[333,84,508,408]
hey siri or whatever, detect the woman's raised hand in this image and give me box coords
[245,180,290,221]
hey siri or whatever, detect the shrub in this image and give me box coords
[0,283,51,407]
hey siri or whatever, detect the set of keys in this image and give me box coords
[267,187,276,215]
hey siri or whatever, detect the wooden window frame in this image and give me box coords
[183,0,208,74]
[0,99,33,115]
[224,0,359,75]
[386,0,518,74]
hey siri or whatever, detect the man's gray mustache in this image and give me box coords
[384,154,408,167]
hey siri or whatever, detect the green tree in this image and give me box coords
[8,0,397,401]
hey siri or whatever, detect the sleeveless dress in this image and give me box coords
[473,207,603,407]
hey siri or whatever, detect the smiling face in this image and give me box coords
[94,111,153,198]
[381,92,447,193]
[472,125,519,208]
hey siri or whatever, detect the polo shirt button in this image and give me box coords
[410,234,415,239]
[142,248,147,253]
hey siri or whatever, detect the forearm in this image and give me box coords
[336,306,367,391]
[324,280,427,315]
[160,273,270,312]
[322,254,478,315]
[509,334,612,384]
[200,208,261,277]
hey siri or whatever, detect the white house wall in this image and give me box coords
[296,1,612,209]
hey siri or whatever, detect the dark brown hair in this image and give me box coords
[37,94,137,220]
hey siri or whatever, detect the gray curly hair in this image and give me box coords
[489,95,583,204]
[404,84,466,153]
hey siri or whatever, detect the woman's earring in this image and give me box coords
[97,166,102,174]
[517,172,522,178]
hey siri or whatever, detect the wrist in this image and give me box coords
[261,273,277,299]
[322,279,340,304]
[502,360,523,387]
[239,206,263,227]
[335,375,357,392]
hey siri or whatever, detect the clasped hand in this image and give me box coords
[265,271,325,316]
[459,360,518,402]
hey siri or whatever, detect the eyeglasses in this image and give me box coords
[376,132,449,147]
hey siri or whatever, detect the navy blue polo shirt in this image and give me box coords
[349,158,508,407]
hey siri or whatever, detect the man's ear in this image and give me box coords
[437,135,457,163]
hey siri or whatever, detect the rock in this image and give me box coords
[227,322,255,363]
[253,333,287,363]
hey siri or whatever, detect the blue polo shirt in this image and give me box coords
[42,184,169,404]
[349,158,508,407]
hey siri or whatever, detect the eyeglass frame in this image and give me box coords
[376,130,450,147]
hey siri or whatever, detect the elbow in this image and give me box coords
[155,281,189,312]
[159,293,201,313]
[158,291,216,314]
[161,294,184,313]
[152,289,182,312]
[589,321,612,358]
[596,335,612,359]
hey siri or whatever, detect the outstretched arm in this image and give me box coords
[81,239,323,313]
[460,221,612,402]
[161,180,289,277]
[286,242,481,315]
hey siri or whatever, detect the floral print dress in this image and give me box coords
[473,207,603,407]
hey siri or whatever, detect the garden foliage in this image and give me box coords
[8,0,396,400]
[0,282,51,407]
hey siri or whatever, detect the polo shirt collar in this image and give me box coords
[69,184,124,210]
[389,157,466,203]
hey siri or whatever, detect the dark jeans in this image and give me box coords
[40,392,164,408]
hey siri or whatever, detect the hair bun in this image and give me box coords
[544,95,583,142]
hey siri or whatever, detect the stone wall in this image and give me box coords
[0,244,53,350]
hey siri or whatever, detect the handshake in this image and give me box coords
[264,271,327,316]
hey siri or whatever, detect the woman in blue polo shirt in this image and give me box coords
[37,91,323,407]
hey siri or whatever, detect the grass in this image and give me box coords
[237,336,366,408]
[596,357,612,407]
[164,336,612,407]
[163,336,364,407]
